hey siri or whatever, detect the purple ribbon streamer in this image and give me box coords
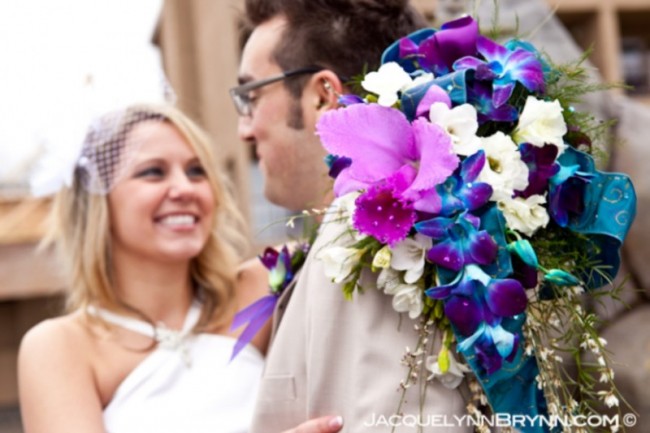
[229,294,278,361]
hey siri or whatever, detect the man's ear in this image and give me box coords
[309,70,343,113]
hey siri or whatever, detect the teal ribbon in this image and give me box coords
[455,315,551,433]
[552,147,636,289]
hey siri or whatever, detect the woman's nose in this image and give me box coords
[168,170,195,200]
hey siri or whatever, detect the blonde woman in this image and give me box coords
[18,104,342,433]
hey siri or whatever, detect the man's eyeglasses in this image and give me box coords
[230,66,324,117]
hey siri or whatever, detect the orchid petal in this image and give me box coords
[492,82,515,107]
[415,216,454,239]
[317,104,415,182]
[259,247,279,269]
[408,119,459,192]
[476,36,510,63]
[445,295,483,336]
[486,278,527,317]
[415,85,451,118]
[507,49,545,92]
[487,325,516,358]
[427,240,464,271]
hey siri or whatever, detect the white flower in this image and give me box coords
[498,195,550,236]
[318,246,362,283]
[390,233,432,284]
[361,62,413,106]
[598,391,620,408]
[377,267,401,293]
[378,268,422,318]
[513,96,567,154]
[426,351,471,389]
[477,131,529,201]
[385,283,423,319]
[429,102,481,156]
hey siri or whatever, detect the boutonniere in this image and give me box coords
[230,242,310,360]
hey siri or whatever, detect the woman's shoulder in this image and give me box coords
[19,311,93,363]
[235,256,269,306]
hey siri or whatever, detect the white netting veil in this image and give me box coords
[76,108,167,194]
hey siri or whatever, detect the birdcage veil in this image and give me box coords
[30,67,177,197]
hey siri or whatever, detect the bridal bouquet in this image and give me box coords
[316,16,636,432]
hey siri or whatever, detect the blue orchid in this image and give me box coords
[459,322,520,375]
[426,264,526,374]
[454,36,545,108]
[548,164,594,227]
[435,150,493,216]
[415,211,497,272]
[467,80,519,124]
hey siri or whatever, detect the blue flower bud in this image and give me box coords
[544,269,580,286]
[507,239,539,269]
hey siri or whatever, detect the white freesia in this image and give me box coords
[498,194,550,236]
[390,233,432,284]
[477,131,529,202]
[361,62,413,107]
[318,246,362,283]
[513,96,567,154]
[377,267,401,293]
[384,281,423,319]
[426,352,471,389]
[429,102,481,156]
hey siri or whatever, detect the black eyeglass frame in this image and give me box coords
[229,66,325,116]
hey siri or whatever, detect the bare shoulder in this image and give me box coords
[20,312,93,361]
[235,256,269,306]
[19,313,105,433]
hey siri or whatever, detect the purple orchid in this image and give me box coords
[454,36,545,108]
[259,246,294,294]
[399,16,479,76]
[415,211,497,272]
[435,150,493,216]
[317,104,459,243]
[516,143,561,198]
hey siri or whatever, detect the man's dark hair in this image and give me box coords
[243,0,429,98]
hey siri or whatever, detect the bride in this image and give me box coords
[18,103,342,433]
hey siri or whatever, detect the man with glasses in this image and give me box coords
[232,1,471,432]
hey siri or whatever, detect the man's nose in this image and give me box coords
[237,115,254,143]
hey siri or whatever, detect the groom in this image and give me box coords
[232,1,472,431]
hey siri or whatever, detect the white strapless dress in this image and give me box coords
[88,301,264,433]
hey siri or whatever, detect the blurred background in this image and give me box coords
[1,0,649,431]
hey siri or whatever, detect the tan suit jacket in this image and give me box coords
[251,202,471,432]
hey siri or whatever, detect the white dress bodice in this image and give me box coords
[88,301,264,433]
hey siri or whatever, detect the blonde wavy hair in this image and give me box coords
[45,103,247,331]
